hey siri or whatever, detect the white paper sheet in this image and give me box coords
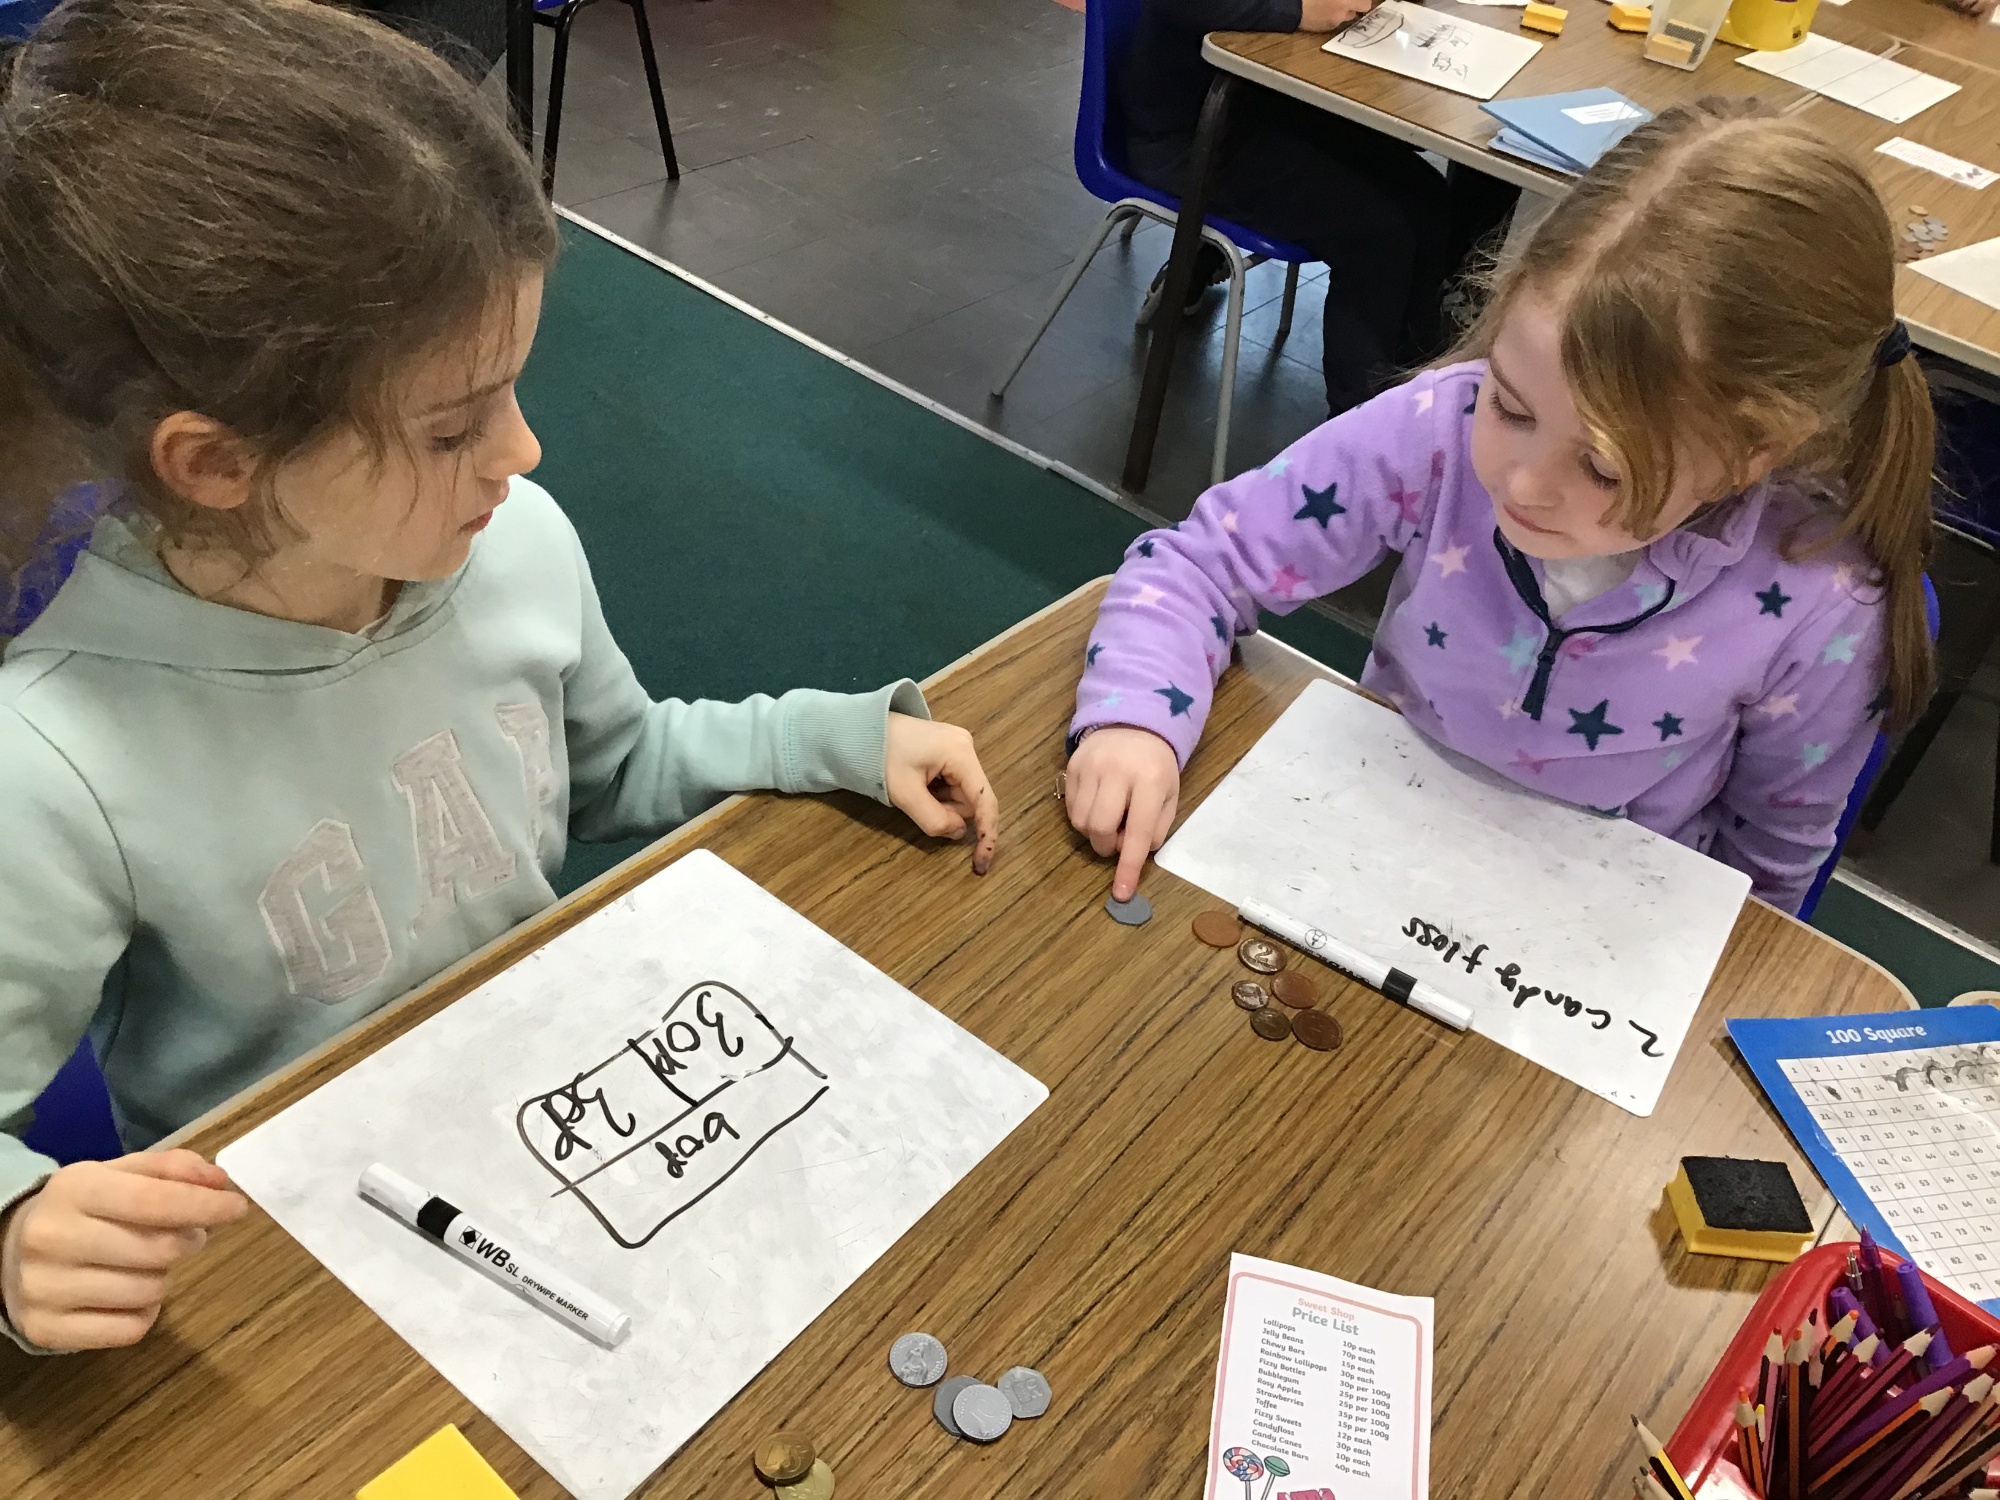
[1322,2,1542,101]
[1156,680,1749,1115]
[1876,135,1997,188]
[1910,235,2000,312]
[218,849,1047,1500]
[1202,1254,1433,1500]
[1737,34,1960,124]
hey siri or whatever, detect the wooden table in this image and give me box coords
[1121,0,2000,487]
[0,581,1912,1498]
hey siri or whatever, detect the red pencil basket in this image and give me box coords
[1666,1244,2000,1492]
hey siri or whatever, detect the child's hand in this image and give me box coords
[1948,0,1997,17]
[884,714,1000,875]
[1,1149,248,1351]
[1065,727,1181,901]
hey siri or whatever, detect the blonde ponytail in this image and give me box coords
[1830,351,1935,731]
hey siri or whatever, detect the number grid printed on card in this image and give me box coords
[1732,1006,2000,1315]
[1780,1045,2000,1303]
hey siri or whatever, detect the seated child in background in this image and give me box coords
[1064,98,1933,915]
[0,0,996,1352]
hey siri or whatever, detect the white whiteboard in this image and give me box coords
[1322,2,1542,102]
[218,849,1046,1500]
[1157,679,1748,1114]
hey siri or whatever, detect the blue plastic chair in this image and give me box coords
[532,0,677,197]
[0,0,57,41]
[990,0,1316,484]
[1798,572,1942,920]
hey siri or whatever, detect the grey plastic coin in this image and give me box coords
[932,1375,979,1438]
[889,1331,949,1387]
[952,1382,1015,1443]
[1106,892,1153,926]
[997,1365,1052,1419]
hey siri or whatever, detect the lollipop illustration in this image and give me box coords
[1220,1447,1265,1500]
[1257,1456,1292,1499]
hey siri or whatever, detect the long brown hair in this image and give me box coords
[1456,97,1935,729]
[0,0,557,573]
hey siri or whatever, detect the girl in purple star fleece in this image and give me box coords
[1065,99,1935,915]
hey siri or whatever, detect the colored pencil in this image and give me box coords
[1634,1417,1696,1500]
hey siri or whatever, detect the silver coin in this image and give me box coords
[932,1375,979,1438]
[997,1365,1052,1419]
[1105,892,1153,926]
[1231,979,1269,1011]
[952,1382,1015,1443]
[889,1331,948,1387]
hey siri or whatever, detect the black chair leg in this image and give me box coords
[1991,702,2000,864]
[624,0,679,181]
[540,2,582,197]
[1859,688,1961,832]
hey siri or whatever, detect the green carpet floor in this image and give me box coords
[525,218,1997,1010]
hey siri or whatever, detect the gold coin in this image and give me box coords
[1237,935,1284,974]
[1911,203,1930,216]
[775,1458,836,1500]
[754,1433,816,1486]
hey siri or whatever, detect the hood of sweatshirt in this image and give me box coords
[7,507,468,676]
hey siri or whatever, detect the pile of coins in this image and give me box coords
[1197,912,1344,1052]
[1898,212,1949,261]
[888,1331,1053,1445]
[752,1433,834,1498]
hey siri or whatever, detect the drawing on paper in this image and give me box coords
[516,980,829,1249]
[1342,6,1403,43]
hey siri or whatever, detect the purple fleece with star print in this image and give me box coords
[1070,361,1891,914]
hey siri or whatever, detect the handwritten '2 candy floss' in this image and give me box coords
[517,981,829,1249]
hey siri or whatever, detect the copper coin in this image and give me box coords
[1271,972,1317,1009]
[1237,936,1284,974]
[755,1432,817,1485]
[1231,979,1269,1011]
[1193,910,1241,947]
[1292,1009,1344,1051]
[1249,1007,1292,1041]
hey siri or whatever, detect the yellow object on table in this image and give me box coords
[1718,0,1818,50]
[1609,2,1652,30]
[1663,1158,1815,1263]
[357,1425,520,1500]
[1523,2,1568,32]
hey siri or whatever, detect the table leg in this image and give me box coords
[1121,74,1234,494]
[506,0,535,152]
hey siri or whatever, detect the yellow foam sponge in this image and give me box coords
[1664,1157,1814,1263]
[1643,28,1697,61]
[1608,2,1652,30]
[1522,2,1567,31]
[358,1425,520,1500]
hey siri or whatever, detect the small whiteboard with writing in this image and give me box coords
[1322,1,1542,102]
[218,849,1046,1500]
[1157,680,1748,1115]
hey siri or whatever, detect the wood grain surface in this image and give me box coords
[0,580,1913,1499]
[1207,0,2000,376]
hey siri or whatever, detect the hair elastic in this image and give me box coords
[1874,320,1912,367]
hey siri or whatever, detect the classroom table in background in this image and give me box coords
[1122,0,2000,488]
[0,580,1913,1498]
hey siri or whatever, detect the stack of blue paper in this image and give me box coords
[1479,88,1653,175]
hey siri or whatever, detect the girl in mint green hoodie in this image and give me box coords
[0,0,999,1353]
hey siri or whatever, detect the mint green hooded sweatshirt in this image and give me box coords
[0,477,926,1225]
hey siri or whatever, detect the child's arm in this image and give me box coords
[0,711,246,1353]
[1708,586,1889,913]
[555,522,996,862]
[1065,373,1452,892]
[1071,372,1448,762]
